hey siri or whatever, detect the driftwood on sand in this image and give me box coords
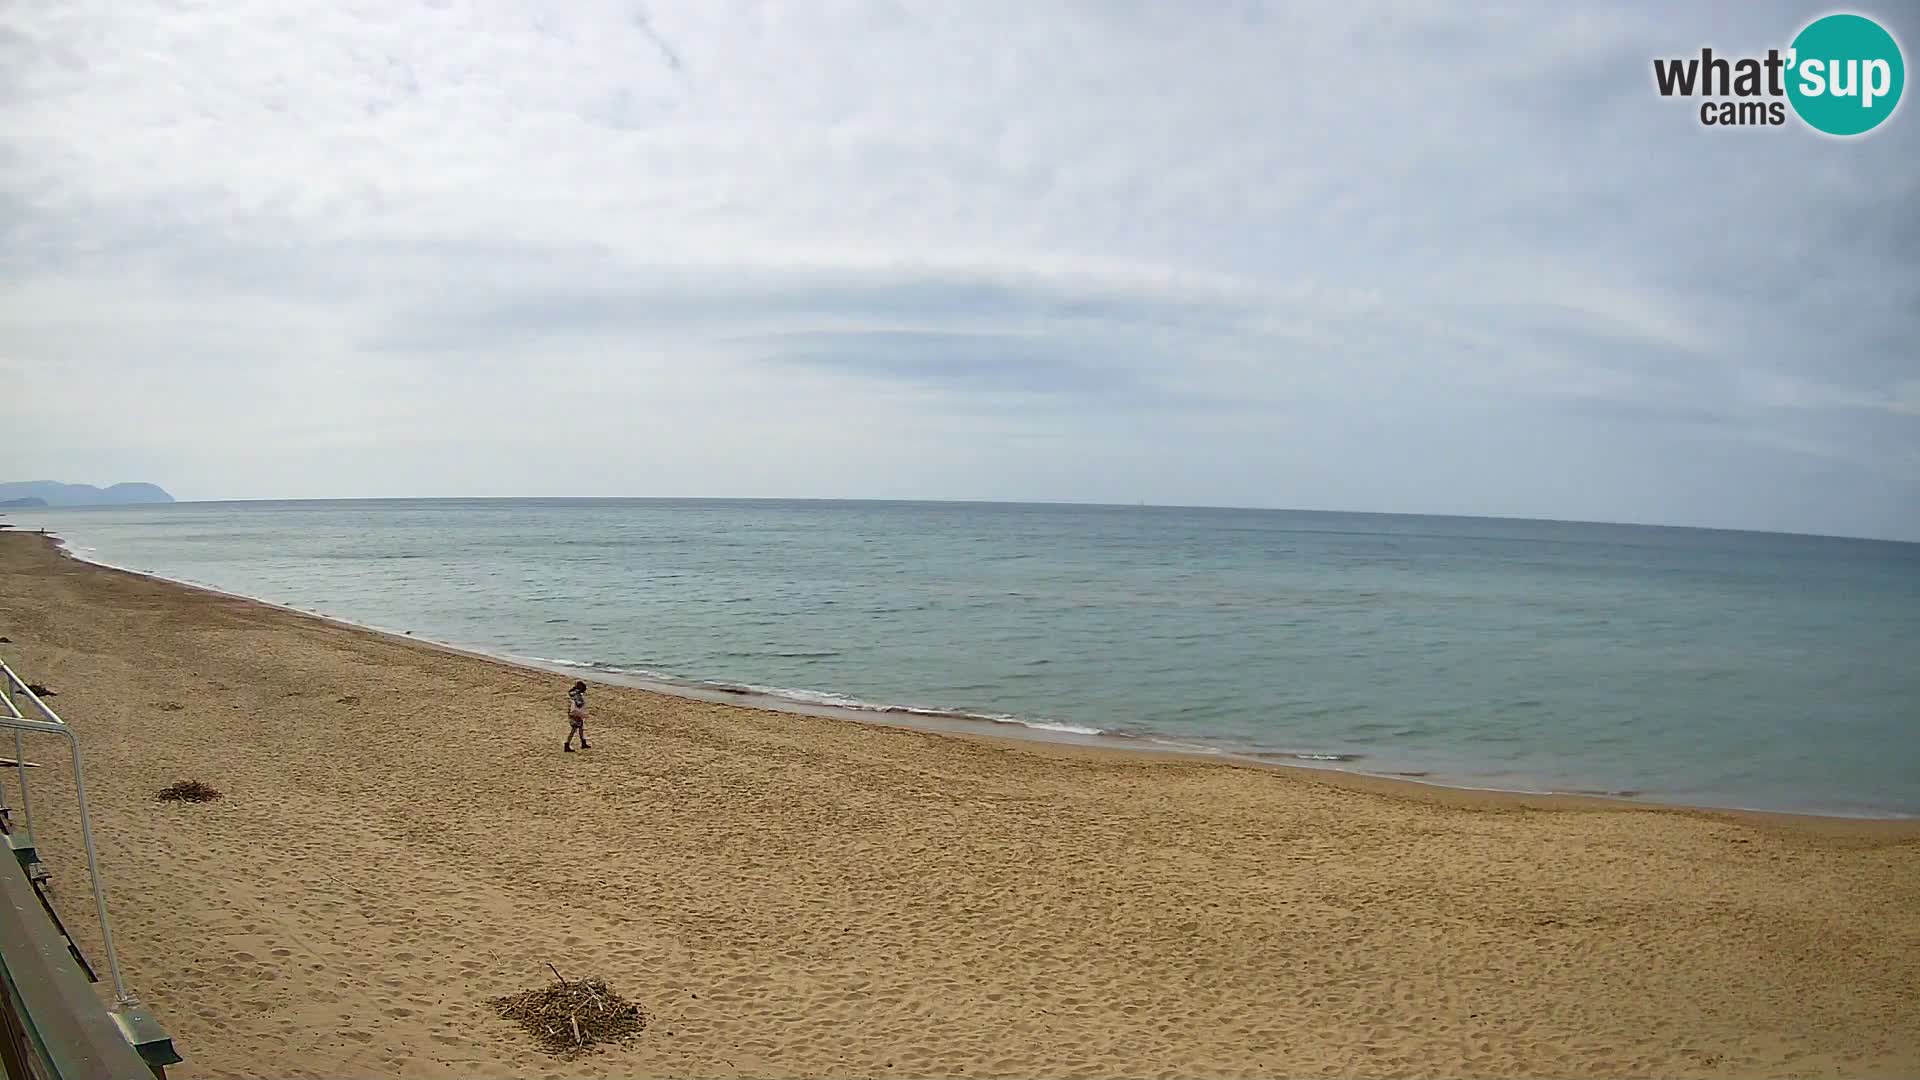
[157,780,222,803]
[490,965,650,1058]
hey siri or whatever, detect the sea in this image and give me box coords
[8,499,1917,818]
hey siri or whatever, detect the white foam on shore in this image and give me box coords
[512,662,1110,739]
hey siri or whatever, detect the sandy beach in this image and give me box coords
[1,532,1916,1079]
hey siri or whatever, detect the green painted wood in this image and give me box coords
[0,851,158,1079]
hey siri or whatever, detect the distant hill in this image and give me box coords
[0,497,49,508]
[0,481,175,507]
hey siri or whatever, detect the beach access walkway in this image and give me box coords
[0,657,178,1079]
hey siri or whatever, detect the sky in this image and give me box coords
[1,2,1916,540]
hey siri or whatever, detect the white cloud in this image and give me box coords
[0,0,1915,538]
[1887,380,1920,417]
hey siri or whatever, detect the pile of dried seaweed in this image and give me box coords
[490,967,649,1058]
[156,780,222,803]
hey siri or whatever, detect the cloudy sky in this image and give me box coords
[2,1,1915,539]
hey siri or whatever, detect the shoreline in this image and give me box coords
[4,528,1918,1078]
[24,528,1918,829]
[18,529,1920,836]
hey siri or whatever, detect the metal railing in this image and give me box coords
[0,659,178,1076]
[0,664,128,1008]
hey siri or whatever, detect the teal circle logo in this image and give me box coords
[1786,14,1905,136]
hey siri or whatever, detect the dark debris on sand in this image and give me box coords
[490,969,650,1058]
[157,780,222,803]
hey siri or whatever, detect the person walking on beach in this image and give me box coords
[564,680,592,752]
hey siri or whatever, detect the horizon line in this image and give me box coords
[15,494,1917,547]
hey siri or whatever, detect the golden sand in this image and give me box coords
[2,533,1916,1079]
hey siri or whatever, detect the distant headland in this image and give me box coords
[0,481,176,507]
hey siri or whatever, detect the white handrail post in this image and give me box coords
[14,731,33,844]
[1,675,29,843]
[0,674,9,813]
[64,730,133,1005]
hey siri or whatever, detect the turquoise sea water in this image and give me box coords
[9,499,1918,817]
